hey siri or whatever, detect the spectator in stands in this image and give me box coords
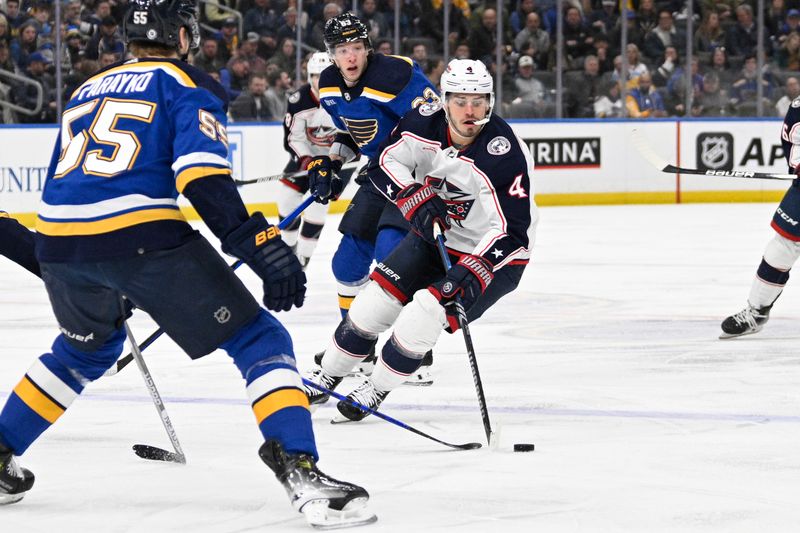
[707,46,735,87]
[468,8,509,61]
[84,0,112,27]
[98,50,118,69]
[411,42,431,72]
[193,37,225,73]
[29,2,52,43]
[12,51,55,123]
[453,41,470,59]
[264,68,291,120]
[592,33,613,74]
[9,19,37,68]
[567,54,604,117]
[778,8,800,40]
[230,72,271,122]
[204,0,237,29]
[308,3,340,53]
[726,4,770,59]
[417,0,470,52]
[510,0,537,36]
[0,40,16,74]
[62,0,82,28]
[238,32,268,74]
[769,1,790,37]
[560,6,593,70]
[64,27,84,66]
[4,0,25,37]
[643,10,684,64]
[215,17,240,63]
[243,0,280,39]
[610,10,645,51]
[276,7,299,46]
[652,45,678,87]
[626,43,649,79]
[694,10,726,53]
[692,71,729,117]
[375,38,392,55]
[512,54,546,113]
[776,31,800,70]
[590,0,619,37]
[0,13,10,47]
[84,16,123,61]
[775,75,800,116]
[637,0,658,35]
[514,11,549,68]
[626,72,667,117]
[594,81,624,118]
[729,54,775,110]
[226,55,250,94]
[63,56,96,101]
[360,0,387,43]
[667,56,703,116]
[426,57,445,86]
[267,37,295,79]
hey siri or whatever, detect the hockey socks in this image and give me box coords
[748,259,789,309]
[371,336,426,392]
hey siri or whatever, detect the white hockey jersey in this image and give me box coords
[368,102,538,270]
[283,83,337,160]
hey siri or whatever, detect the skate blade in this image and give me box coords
[0,492,25,505]
[719,327,763,340]
[302,498,377,530]
[330,412,364,424]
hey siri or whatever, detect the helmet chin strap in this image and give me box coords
[473,117,491,125]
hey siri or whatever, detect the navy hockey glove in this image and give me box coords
[222,213,306,312]
[307,155,343,204]
[396,183,451,243]
[429,254,494,332]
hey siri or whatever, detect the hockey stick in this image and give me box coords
[234,161,360,186]
[122,313,187,464]
[106,194,318,379]
[302,379,481,450]
[631,129,796,181]
[433,224,495,447]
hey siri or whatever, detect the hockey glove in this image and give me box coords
[307,155,343,204]
[429,254,494,332]
[396,183,451,243]
[222,213,306,312]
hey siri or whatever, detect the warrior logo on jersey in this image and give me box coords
[343,117,379,147]
[424,176,475,226]
[488,136,511,155]
[697,133,733,171]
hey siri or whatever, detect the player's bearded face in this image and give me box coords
[333,41,369,84]
[446,94,489,139]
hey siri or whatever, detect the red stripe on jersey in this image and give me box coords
[369,270,409,304]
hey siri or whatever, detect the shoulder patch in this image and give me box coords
[288,91,301,104]
[792,97,800,108]
[487,136,511,156]
[418,101,442,116]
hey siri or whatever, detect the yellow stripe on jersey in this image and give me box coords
[14,377,65,424]
[386,55,413,66]
[252,388,309,424]
[176,166,232,193]
[82,61,196,89]
[319,87,342,98]
[36,208,187,236]
[338,294,355,310]
[362,87,395,101]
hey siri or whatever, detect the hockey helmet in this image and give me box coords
[323,12,372,55]
[123,0,200,54]
[440,59,495,123]
[307,51,333,82]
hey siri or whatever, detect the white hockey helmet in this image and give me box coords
[307,51,333,83]
[440,59,495,124]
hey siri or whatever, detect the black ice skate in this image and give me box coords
[303,367,343,407]
[720,303,772,339]
[259,440,376,529]
[333,380,390,423]
[0,445,35,505]
[405,350,434,386]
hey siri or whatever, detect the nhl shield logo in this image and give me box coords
[696,133,734,171]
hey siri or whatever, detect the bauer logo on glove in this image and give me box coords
[254,226,281,246]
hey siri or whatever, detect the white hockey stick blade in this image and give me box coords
[631,129,795,181]
[302,498,378,530]
[132,444,186,464]
[489,424,502,451]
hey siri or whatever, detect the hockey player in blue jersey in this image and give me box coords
[0,212,39,277]
[0,1,375,527]
[305,12,439,380]
[720,99,800,339]
[304,59,538,419]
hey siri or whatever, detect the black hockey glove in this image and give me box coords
[429,254,494,332]
[307,155,343,204]
[222,213,306,312]
[396,183,451,243]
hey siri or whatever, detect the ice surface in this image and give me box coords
[2,203,799,532]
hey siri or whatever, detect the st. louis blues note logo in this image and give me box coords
[424,176,475,226]
[343,117,379,147]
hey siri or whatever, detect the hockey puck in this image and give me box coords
[513,443,535,452]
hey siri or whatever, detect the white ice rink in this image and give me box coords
[2,202,800,533]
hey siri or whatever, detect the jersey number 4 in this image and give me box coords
[508,173,528,198]
[54,97,156,178]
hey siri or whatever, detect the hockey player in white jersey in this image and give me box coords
[277,51,338,268]
[304,59,538,419]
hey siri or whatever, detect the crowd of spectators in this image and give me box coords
[2,0,800,123]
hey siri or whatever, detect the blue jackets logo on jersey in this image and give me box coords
[424,176,475,226]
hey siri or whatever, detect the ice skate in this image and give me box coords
[259,440,376,529]
[720,303,772,339]
[404,350,434,386]
[0,445,35,505]
[303,367,343,407]
[333,380,390,423]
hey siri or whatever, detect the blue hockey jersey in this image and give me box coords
[317,53,438,160]
[36,58,232,262]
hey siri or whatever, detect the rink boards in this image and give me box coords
[0,119,789,226]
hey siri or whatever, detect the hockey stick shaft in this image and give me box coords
[433,225,494,446]
[234,161,360,186]
[630,129,796,181]
[302,379,481,450]
[107,194,318,377]
[122,316,187,464]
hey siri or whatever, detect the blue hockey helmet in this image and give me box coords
[123,0,200,53]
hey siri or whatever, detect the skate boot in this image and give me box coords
[0,445,35,505]
[720,303,772,339]
[315,348,376,377]
[259,440,376,529]
[302,366,343,407]
[333,380,390,423]
[405,350,434,386]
